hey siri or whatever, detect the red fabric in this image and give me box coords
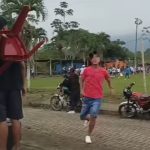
[81,66,110,99]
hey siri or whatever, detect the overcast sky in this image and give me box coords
[38,0,150,42]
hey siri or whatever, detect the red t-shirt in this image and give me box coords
[81,66,110,99]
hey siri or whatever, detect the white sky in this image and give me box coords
[38,0,150,41]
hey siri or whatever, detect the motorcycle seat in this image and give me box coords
[140,95,150,100]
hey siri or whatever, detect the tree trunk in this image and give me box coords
[26,39,33,90]
[27,61,31,90]
[49,59,52,76]
[82,47,86,65]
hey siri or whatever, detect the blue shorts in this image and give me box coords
[80,97,101,120]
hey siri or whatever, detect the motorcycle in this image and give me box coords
[50,83,82,112]
[118,82,150,118]
[50,83,70,111]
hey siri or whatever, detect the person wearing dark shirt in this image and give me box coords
[59,74,70,96]
[0,16,26,150]
[67,68,80,114]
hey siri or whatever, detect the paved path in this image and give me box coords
[21,108,150,150]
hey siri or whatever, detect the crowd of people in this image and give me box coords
[107,65,149,79]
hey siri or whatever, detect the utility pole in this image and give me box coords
[141,26,150,94]
[134,18,142,68]
[141,38,147,94]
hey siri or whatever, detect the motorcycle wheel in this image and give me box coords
[50,96,63,111]
[118,103,137,118]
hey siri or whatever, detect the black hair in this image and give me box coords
[89,51,100,60]
[0,16,7,30]
[89,51,98,60]
[88,51,101,66]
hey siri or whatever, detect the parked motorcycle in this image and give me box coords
[50,83,70,111]
[50,83,82,111]
[118,82,150,118]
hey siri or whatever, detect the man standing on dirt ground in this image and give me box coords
[0,16,26,150]
[80,51,113,144]
[67,67,80,114]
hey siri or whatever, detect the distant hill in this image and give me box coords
[112,33,150,52]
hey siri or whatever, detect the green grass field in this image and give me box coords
[31,74,150,102]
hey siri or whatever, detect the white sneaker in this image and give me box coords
[67,111,75,114]
[85,136,92,144]
[83,120,89,127]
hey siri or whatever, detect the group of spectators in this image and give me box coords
[107,65,150,79]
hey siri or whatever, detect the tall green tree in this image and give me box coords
[50,1,79,59]
[0,0,47,43]
[0,0,47,89]
[51,1,79,31]
[0,0,47,38]
[49,29,132,61]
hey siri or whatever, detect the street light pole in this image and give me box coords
[141,37,147,94]
[141,26,150,94]
[134,18,142,68]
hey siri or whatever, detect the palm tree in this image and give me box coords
[94,32,111,59]
[53,1,74,31]
[69,21,80,29]
[54,1,73,23]
[0,0,47,89]
[60,1,68,8]
[31,27,47,76]
[50,19,63,33]
[0,0,46,21]
[0,0,47,46]
[50,1,79,60]
[34,27,47,43]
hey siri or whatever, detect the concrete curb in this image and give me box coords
[26,102,119,116]
[101,109,118,116]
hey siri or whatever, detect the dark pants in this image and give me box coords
[69,91,80,111]
[0,90,23,122]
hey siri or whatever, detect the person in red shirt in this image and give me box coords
[80,51,113,144]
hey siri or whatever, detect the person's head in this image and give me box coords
[69,67,75,73]
[75,68,80,75]
[0,16,7,30]
[89,51,100,66]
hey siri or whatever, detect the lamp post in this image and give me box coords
[141,27,150,94]
[134,18,142,68]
